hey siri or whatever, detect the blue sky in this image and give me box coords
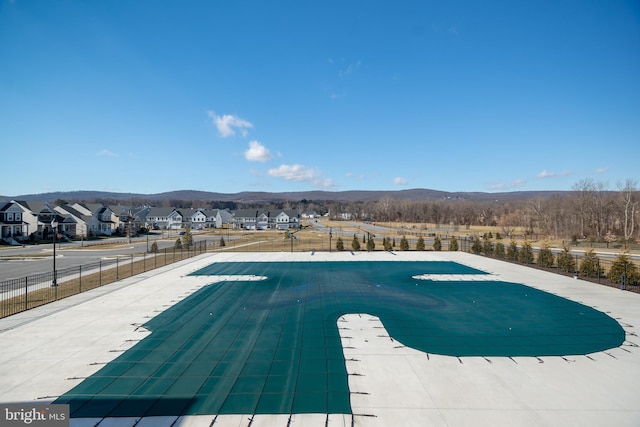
[1,0,638,197]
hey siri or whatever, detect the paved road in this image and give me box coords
[0,232,234,282]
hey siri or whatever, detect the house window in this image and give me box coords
[15,213,21,221]
[7,213,14,221]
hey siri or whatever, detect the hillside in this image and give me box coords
[2,188,570,204]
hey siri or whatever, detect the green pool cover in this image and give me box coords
[56,261,625,417]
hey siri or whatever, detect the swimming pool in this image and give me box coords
[56,260,625,417]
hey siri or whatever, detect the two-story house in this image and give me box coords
[54,204,91,239]
[71,203,117,236]
[273,210,301,230]
[207,209,233,229]
[0,200,33,243]
[144,207,174,230]
[233,209,300,230]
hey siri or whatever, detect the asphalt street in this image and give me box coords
[0,232,225,282]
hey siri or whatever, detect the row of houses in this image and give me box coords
[0,200,304,244]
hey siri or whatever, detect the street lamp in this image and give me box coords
[51,218,58,287]
[329,227,333,252]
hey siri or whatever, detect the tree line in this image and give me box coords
[324,178,638,244]
[61,178,638,244]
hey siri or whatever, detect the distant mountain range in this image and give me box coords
[1,188,570,204]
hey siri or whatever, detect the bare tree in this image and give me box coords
[499,211,522,237]
[530,198,550,237]
[376,195,394,222]
[572,178,596,238]
[589,180,609,238]
[619,179,638,241]
[430,202,443,228]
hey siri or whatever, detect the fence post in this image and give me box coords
[79,265,82,293]
[143,252,146,272]
[130,254,133,277]
[99,260,102,286]
[116,257,119,280]
[24,276,28,311]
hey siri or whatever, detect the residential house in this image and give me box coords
[272,210,301,230]
[212,209,233,229]
[302,211,320,219]
[233,209,269,230]
[233,209,300,230]
[144,207,175,230]
[166,208,233,230]
[111,205,148,236]
[20,201,59,240]
[54,204,90,238]
[0,200,36,243]
[1,201,70,241]
[187,208,208,230]
[71,203,118,236]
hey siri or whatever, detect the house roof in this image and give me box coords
[233,209,264,219]
[233,209,300,220]
[55,205,88,221]
[147,207,176,218]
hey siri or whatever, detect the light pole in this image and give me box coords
[329,227,333,252]
[51,218,58,287]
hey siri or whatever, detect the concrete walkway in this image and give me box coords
[0,251,638,427]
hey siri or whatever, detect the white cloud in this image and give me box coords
[595,167,609,174]
[340,60,361,77]
[536,169,573,179]
[207,111,253,138]
[268,164,334,188]
[487,182,507,190]
[393,177,408,185]
[244,141,272,162]
[487,179,526,191]
[97,149,118,157]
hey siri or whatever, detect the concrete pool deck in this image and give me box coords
[0,251,638,426]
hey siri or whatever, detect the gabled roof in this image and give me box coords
[55,205,88,221]
[278,209,300,218]
[70,203,93,216]
[12,200,35,211]
[14,200,51,215]
[146,207,176,217]
[134,206,153,221]
[218,209,233,222]
[174,208,210,218]
[233,209,264,218]
[233,209,300,219]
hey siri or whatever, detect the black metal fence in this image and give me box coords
[0,241,208,319]
[456,237,640,294]
[3,232,637,319]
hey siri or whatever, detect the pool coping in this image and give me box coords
[0,251,638,427]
